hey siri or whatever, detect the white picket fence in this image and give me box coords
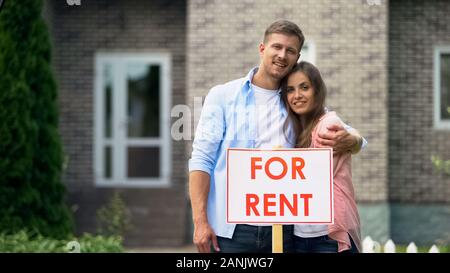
[362,236,441,253]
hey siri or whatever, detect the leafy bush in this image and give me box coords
[431,155,450,176]
[0,231,123,253]
[96,191,132,237]
[73,233,123,253]
[439,245,450,253]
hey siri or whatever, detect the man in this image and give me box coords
[189,20,365,253]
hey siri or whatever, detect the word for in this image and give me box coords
[251,156,306,180]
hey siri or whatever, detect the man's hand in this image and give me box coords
[193,221,220,253]
[316,123,361,155]
[189,171,220,253]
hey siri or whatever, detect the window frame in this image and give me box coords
[434,46,450,130]
[298,41,316,65]
[94,52,172,188]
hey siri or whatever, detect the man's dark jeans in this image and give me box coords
[294,234,359,253]
[214,224,294,253]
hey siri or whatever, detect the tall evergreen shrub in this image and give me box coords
[0,0,72,238]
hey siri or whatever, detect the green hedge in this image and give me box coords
[0,231,123,253]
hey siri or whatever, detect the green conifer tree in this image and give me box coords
[0,0,72,238]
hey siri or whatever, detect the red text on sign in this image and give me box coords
[245,193,313,217]
[250,157,306,180]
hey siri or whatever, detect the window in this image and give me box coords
[434,46,450,129]
[94,53,172,187]
[298,41,316,65]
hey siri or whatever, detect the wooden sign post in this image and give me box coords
[272,224,283,253]
[272,146,284,253]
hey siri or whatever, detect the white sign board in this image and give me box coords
[226,148,333,224]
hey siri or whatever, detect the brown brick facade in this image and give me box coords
[49,0,188,246]
[389,0,450,203]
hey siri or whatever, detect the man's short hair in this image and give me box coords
[264,19,305,52]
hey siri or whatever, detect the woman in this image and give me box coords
[281,61,361,253]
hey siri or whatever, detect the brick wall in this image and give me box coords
[45,0,450,247]
[49,0,188,247]
[187,0,389,202]
[389,0,450,203]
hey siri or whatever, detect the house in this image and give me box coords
[43,0,450,247]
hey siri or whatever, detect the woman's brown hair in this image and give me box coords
[281,61,327,148]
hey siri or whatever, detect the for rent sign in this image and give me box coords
[226,148,333,224]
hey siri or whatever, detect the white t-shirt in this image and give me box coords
[249,84,287,227]
[252,84,288,149]
[294,224,328,238]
